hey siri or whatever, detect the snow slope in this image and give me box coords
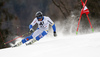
[0,32,100,57]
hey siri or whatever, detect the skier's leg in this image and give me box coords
[26,30,48,45]
[22,35,33,44]
[25,29,42,45]
[35,31,48,40]
[13,34,33,47]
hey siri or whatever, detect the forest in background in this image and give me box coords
[0,0,100,49]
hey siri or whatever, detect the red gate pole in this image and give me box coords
[76,0,94,35]
[86,15,94,32]
[76,14,82,34]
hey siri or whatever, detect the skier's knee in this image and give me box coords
[22,35,33,43]
[36,36,41,41]
[36,31,47,41]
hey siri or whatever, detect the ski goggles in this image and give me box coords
[37,16,42,19]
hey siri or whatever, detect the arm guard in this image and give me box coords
[52,24,56,33]
[29,25,33,29]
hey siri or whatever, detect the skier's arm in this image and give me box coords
[52,23,57,37]
[48,17,57,36]
[52,23,56,33]
[29,25,33,29]
[29,18,37,29]
[29,18,37,32]
[47,18,56,32]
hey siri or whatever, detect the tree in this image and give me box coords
[52,0,71,18]
[0,0,15,49]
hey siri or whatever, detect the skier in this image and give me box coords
[13,11,57,47]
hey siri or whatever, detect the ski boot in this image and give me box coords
[26,39,37,46]
[13,41,23,47]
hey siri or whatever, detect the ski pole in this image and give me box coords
[4,31,34,45]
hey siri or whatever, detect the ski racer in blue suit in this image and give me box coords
[14,11,57,47]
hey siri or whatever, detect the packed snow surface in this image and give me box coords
[0,32,100,57]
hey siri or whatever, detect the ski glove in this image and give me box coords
[30,28,34,33]
[54,31,57,37]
